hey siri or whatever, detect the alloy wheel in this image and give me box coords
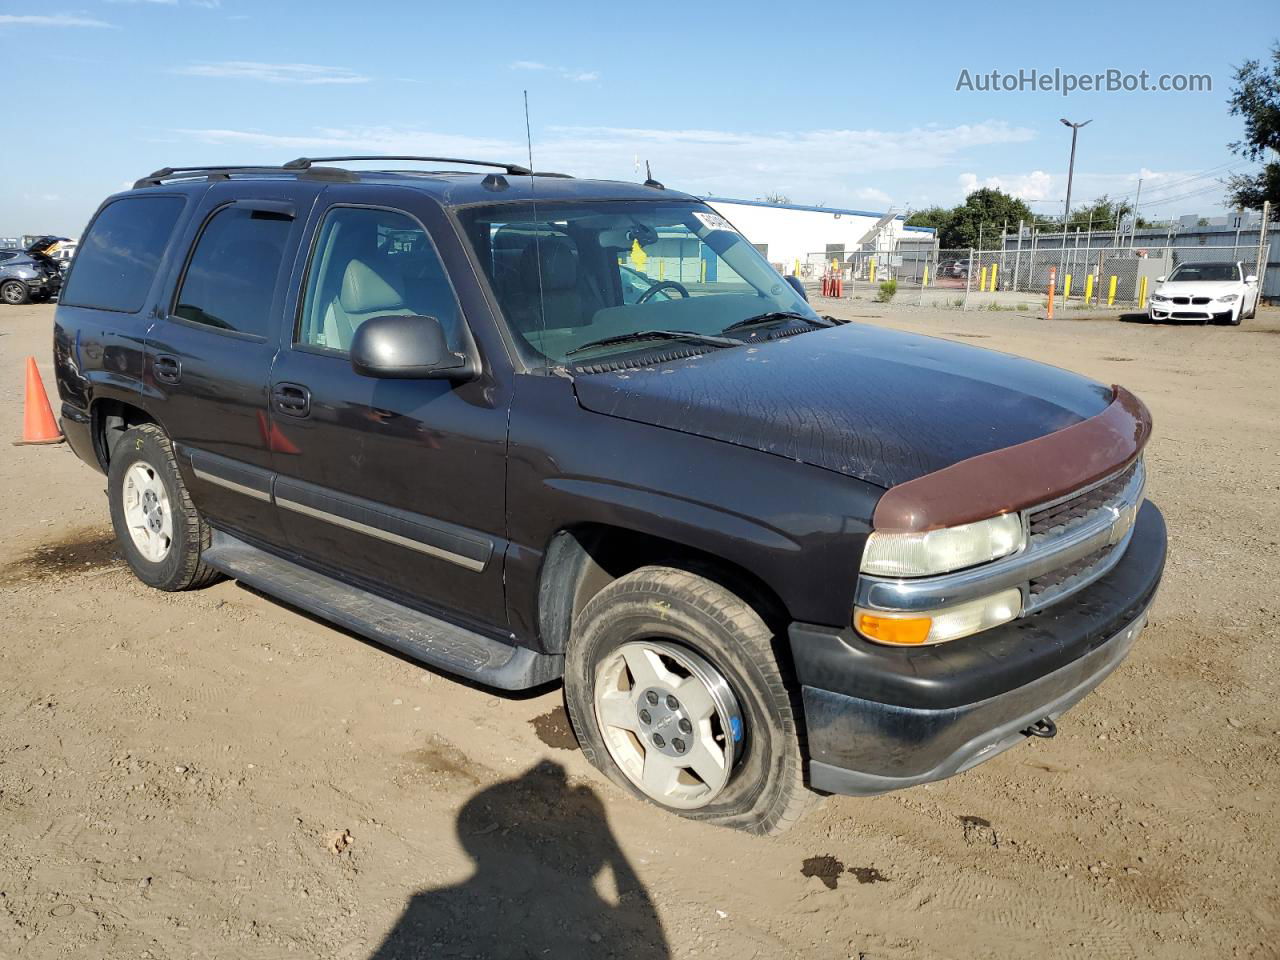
[593,639,743,810]
[121,461,173,563]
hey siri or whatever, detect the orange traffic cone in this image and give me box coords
[14,356,64,445]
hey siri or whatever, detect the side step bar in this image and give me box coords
[202,531,563,690]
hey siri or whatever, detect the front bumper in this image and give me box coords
[790,501,1166,796]
[1149,301,1232,322]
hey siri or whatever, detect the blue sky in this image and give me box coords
[1,0,1273,237]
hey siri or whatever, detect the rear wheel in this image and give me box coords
[564,566,812,834]
[1,280,29,305]
[107,423,222,591]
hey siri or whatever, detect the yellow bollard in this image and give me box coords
[1084,273,1094,304]
[701,259,707,283]
[869,258,877,284]
[1138,275,1148,308]
[979,266,988,292]
[922,265,930,287]
[990,263,998,291]
[659,260,665,280]
[1063,275,1072,301]
[794,258,800,276]
[1107,275,1117,306]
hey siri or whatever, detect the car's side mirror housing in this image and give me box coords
[1155,275,1166,283]
[783,275,808,302]
[1245,274,1258,284]
[350,314,476,381]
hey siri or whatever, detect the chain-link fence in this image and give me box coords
[802,241,1267,312]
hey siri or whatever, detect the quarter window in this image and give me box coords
[173,206,293,338]
[61,195,185,313]
[297,207,464,354]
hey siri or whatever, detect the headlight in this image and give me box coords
[859,512,1024,577]
[1217,293,1239,302]
[1150,293,1168,302]
[855,588,1023,646]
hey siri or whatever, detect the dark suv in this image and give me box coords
[53,157,1166,833]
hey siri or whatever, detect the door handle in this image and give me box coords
[154,354,182,385]
[272,382,311,418]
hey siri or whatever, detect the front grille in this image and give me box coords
[1028,461,1138,542]
[1029,545,1111,600]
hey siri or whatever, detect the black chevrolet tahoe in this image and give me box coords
[53,157,1166,834]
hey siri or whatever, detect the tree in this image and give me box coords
[938,188,1034,249]
[1226,41,1280,210]
[905,205,952,235]
[1065,195,1132,232]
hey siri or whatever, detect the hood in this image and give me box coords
[571,323,1113,488]
[1155,280,1240,297]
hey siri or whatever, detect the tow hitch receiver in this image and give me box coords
[1022,717,1057,739]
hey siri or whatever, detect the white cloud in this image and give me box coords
[0,14,113,26]
[510,61,600,83]
[854,187,893,207]
[174,121,1034,207]
[176,61,370,84]
[958,169,1054,201]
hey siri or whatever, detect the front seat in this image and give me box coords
[512,238,594,332]
[323,257,412,352]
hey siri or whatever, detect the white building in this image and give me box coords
[704,197,936,276]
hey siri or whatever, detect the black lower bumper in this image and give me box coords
[790,501,1167,796]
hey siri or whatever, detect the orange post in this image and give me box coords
[15,356,64,445]
[1046,267,1057,320]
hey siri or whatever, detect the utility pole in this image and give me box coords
[1256,200,1272,285]
[1130,178,1143,249]
[1059,118,1091,275]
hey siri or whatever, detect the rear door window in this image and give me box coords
[60,195,185,313]
[173,206,293,338]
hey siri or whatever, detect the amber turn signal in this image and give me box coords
[854,612,932,646]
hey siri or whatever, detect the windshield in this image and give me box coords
[1168,263,1239,283]
[457,200,821,365]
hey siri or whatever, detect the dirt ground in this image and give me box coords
[2,300,1278,960]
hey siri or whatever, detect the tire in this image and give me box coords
[107,423,223,592]
[1,280,29,305]
[564,566,812,835]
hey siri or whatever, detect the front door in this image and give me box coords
[146,182,319,549]
[268,198,510,634]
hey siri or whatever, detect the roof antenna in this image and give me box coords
[524,90,547,366]
[644,160,664,190]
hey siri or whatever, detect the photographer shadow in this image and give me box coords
[369,761,669,960]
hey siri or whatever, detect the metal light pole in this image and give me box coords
[1059,118,1092,275]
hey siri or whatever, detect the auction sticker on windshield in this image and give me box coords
[693,210,736,233]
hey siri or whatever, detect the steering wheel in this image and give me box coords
[637,280,690,304]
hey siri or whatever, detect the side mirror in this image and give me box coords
[350,314,475,381]
[1245,274,1257,284]
[783,274,808,302]
[1155,275,1166,283]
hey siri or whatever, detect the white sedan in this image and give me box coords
[1148,260,1260,325]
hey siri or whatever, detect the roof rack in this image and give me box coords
[283,155,535,177]
[134,164,359,189]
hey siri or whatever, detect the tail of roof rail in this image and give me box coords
[133,164,359,189]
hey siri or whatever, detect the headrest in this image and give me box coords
[519,238,577,291]
[339,258,406,314]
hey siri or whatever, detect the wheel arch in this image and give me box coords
[91,397,159,472]
[536,523,792,658]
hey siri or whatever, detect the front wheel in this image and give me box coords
[1,280,29,305]
[107,423,223,591]
[564,566,812,834]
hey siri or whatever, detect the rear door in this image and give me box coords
[267,189,511,634]
[145,181,321,549]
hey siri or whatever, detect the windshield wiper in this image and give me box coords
[720,311,831,334]
[565,329,740,358]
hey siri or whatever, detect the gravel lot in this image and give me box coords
[2,301,1278,959]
